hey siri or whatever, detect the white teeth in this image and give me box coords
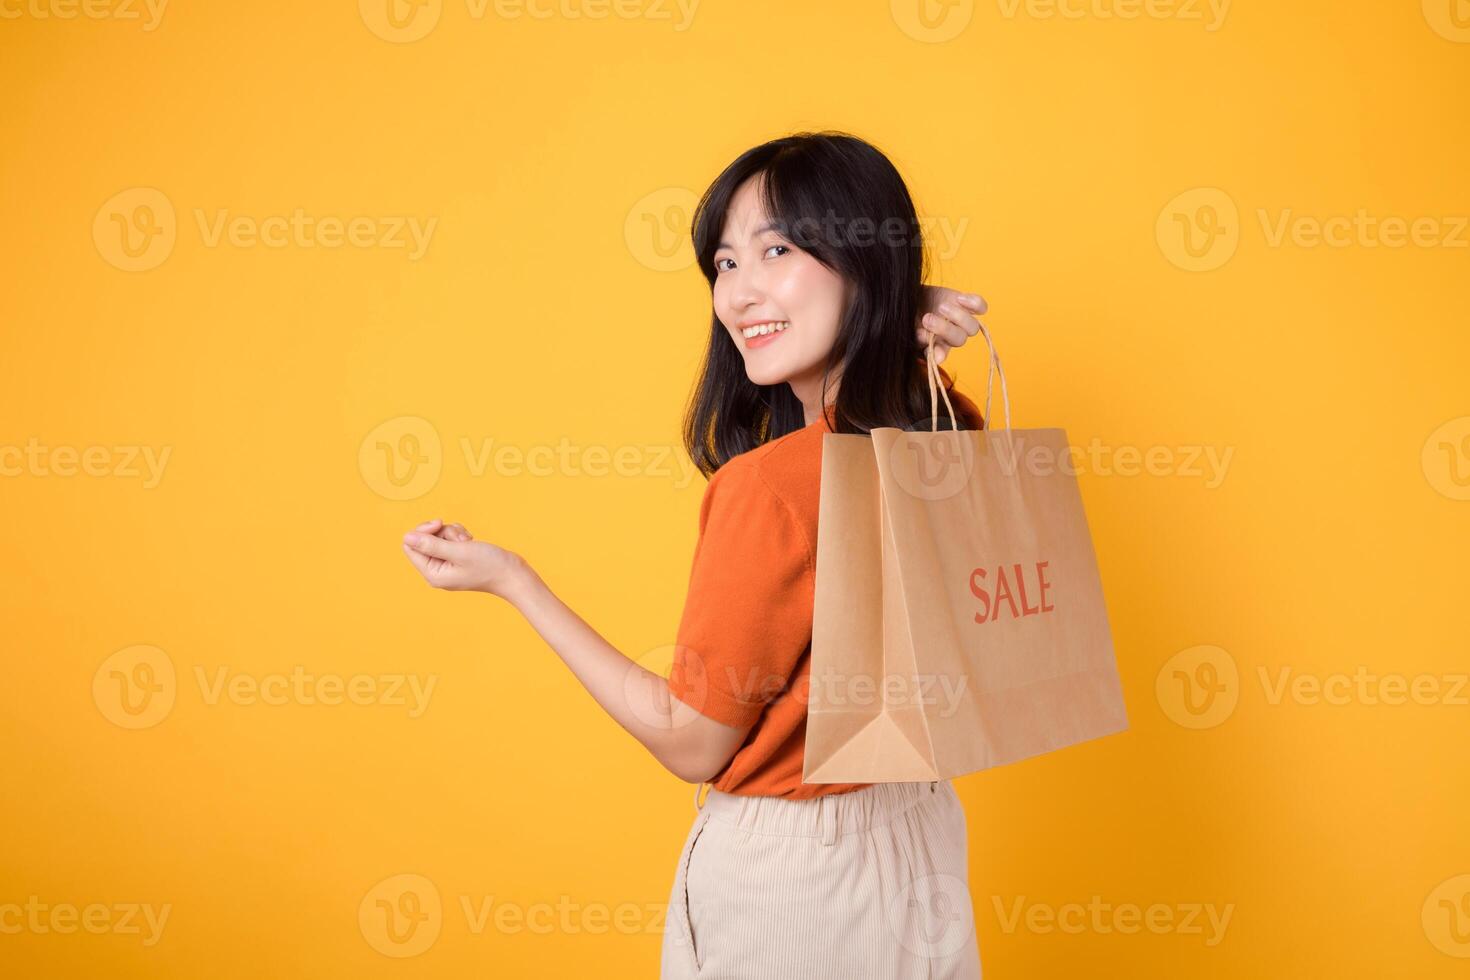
[742,321,790,339]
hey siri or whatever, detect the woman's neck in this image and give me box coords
[790,372,839,427]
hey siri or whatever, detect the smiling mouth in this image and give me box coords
[741,321,790,350]
[741,320,790,339]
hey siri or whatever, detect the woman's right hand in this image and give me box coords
[917,286,988,364]
[401,518,529,597]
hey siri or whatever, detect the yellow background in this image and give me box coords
[3,0,1468,976]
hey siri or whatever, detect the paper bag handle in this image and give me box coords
[926,318,1012,432]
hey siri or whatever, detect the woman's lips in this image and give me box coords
[742,321,790,350]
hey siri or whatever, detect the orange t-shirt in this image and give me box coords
[668,408,872,800]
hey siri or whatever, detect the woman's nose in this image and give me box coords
[728,268,766,309]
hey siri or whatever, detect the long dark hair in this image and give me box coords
[682,130,985,477]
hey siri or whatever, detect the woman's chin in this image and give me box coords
[743,363,792,387]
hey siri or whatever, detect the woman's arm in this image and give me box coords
[401,521,752,783]
[399,290,986,783]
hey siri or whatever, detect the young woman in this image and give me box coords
[401,132,989,979]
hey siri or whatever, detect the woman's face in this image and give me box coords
[711,176,847,391]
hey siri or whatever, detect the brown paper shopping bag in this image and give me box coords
[803,328,1129,783]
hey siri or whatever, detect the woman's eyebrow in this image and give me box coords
[717,222,779,250]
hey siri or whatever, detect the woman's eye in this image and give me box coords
[714,245,787,273]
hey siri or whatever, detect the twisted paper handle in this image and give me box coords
[926,318,1012,432]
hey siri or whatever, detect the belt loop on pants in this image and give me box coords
[819,794,838,846]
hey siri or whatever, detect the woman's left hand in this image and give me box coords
[401,518,529,596]
[917,286,988,365]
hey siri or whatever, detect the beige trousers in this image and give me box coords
[660,779,982,979]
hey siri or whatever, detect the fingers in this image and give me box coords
[403,531,468,561]
[402,541,435,577]
[923,287,987,318]
[410,518,471,543]
[916,290,985,354]
[956,292,987,315]
[919,315,960,348]
[926,303,980,343]
[916,289,987,353]
[915,327,952,365]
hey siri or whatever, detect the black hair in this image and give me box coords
[682,130,985,477]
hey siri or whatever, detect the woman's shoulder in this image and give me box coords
[696,424,824,554]
[709,419,824,496]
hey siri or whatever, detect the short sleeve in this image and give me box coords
[668,460,816,729]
